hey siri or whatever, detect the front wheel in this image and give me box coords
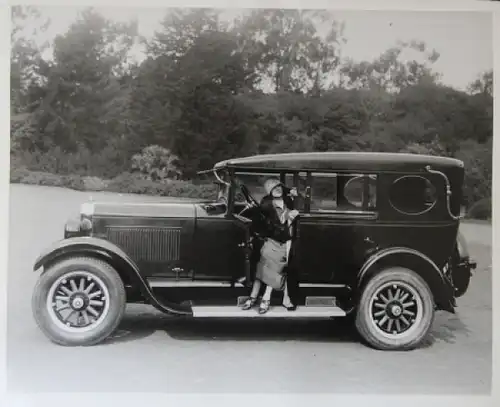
[32,256,126,346]
[355,267,435,351]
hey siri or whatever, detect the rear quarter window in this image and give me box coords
[389,175,436,215]
[310,173,377,212]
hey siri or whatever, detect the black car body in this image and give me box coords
[32,152,477,350]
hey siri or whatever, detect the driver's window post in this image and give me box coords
[362,175,370,211]
[227,168,236,215]
[305,172,312,213]
[280,172,286,185]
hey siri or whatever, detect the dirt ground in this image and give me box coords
[6,184,492,394]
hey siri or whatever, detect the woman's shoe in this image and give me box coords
[282,298,296,311]
[241,297,257,310]
[258,299,271,314]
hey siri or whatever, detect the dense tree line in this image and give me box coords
[10,7,492,210]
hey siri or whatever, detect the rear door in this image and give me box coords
[295,172,378,284]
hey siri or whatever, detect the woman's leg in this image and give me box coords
[259,285,273,314]
[262,285,273,301]
[250,280,261,298]
[282,280,296,310]
[241,280,261,309]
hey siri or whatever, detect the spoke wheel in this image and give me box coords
[32,257,126,346]
[47,271,110,333]
[369,281,422,339]
[355,267,434,351]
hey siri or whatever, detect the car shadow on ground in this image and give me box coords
[105,308,360,345]
[427,312,473,344]
[105,307,474,349]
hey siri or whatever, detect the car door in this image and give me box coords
[295,172,378,284]
[193,212,248,282]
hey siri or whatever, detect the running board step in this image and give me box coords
[191,306,346,318]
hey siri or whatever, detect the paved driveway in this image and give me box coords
[6,185,492,393]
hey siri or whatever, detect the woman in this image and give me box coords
[241,177,300,314]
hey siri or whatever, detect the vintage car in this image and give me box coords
[31,152,477,350]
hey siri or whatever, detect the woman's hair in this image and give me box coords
[264,177,282,196]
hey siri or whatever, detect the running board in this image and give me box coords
[191,306,346,318]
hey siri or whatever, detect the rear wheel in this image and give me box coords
[32,256,126,346]
[355,267,434,351]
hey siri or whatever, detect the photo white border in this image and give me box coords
[1,0,498,406]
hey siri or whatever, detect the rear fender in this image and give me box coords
[357,247,455,313]
[449,231,476,297]
[34,237,191,315]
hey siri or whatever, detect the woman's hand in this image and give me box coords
[289,210,299,221]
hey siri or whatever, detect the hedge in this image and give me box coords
[466,197,491,221]
[10,168,218,200]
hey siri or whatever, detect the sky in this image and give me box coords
[25,6,493,91]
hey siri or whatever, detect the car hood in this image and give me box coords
[83,200,205,219]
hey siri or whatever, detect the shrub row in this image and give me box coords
[10,168,218,200]
[466,197,491,221]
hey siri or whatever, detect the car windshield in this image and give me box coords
[216,182,230,202]
[234,172,280,203]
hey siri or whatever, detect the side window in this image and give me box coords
[343,175,377,210]
[310,173,338,211]
[310,173,377,213]
[389,175,436,215]
[284,172,307,212]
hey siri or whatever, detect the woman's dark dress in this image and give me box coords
[250,187,301,305]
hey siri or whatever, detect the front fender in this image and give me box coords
[358,247,455,312]
[34,237,191,315]
[34,237,118,271]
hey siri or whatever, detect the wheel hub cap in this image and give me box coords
[390,304,402,317]
[370,282,420,335]
[70,295,86,310]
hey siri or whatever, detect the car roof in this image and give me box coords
[213,152,464,173]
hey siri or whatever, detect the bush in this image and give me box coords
[10,168,219,201]
[9,166,31,183]
[18,171,67,188]
[106,172,166,195]
[106,172,218,199]
[10,145,131,179]
[131,145,182,181]
[467,197,491,220]
[82,176,108,191]
[10,159,217,199]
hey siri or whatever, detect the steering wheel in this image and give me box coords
[238,184,260,216]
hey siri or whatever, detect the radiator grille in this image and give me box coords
[106,226,181,262]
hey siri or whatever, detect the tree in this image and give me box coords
[456,138,492,206]
[233,9,345,94]
[340,40,441,92]
[10,5,50,115]
[135,9,258,176]
[36,7,138,152]
[468,70,493,97]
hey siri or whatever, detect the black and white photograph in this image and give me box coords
[2,0,497,403]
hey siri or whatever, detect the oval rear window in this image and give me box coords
[389,176,436,215]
